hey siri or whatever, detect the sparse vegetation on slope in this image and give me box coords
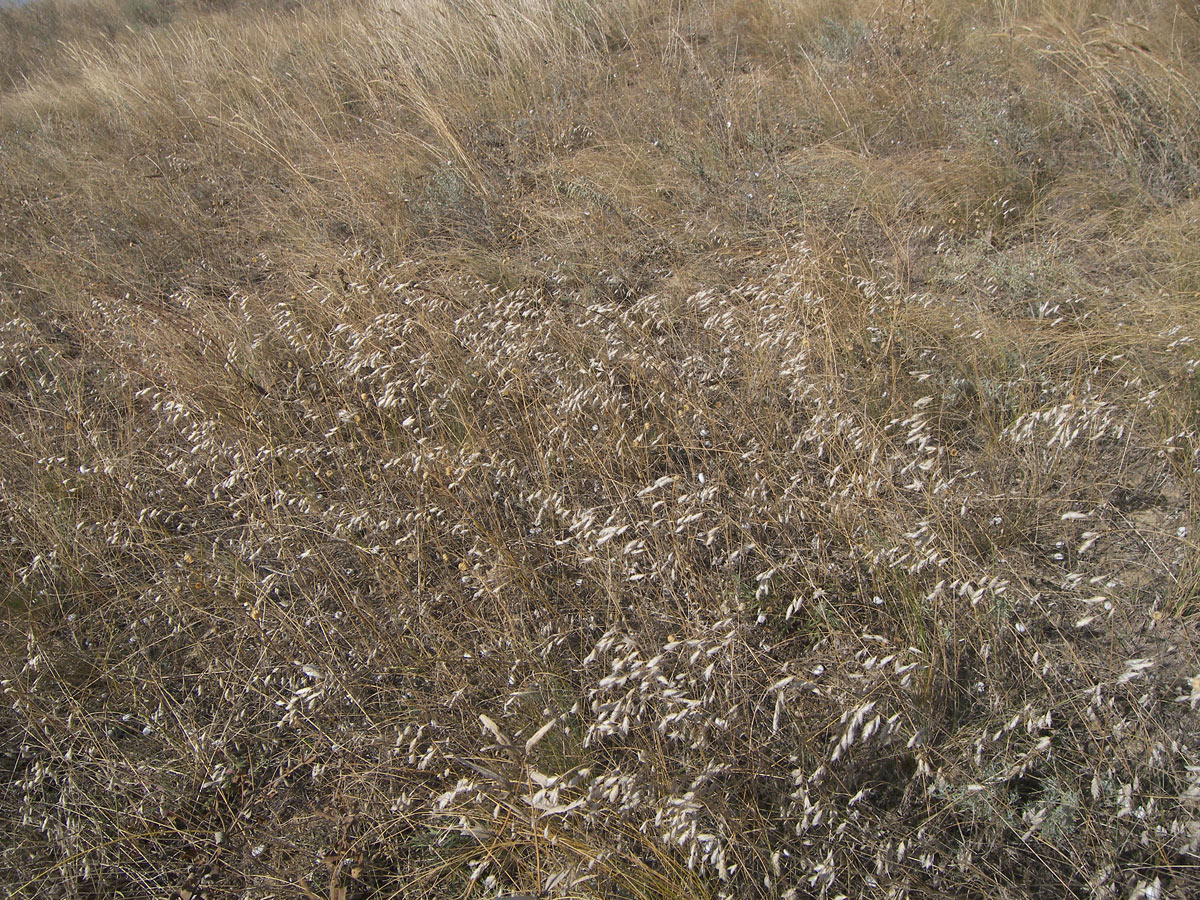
[3,1,1200,898]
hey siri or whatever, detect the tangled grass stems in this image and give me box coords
[3,0,1200,898]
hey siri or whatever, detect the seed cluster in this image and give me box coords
[3,238,1199,898]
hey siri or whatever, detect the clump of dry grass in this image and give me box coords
[3,0,1200,898]
[0,0,300,92]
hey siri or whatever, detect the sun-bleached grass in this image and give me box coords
[2,0,1200,898]
[0,0,304,92]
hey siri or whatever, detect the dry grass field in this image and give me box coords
[3,0,1200,897]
